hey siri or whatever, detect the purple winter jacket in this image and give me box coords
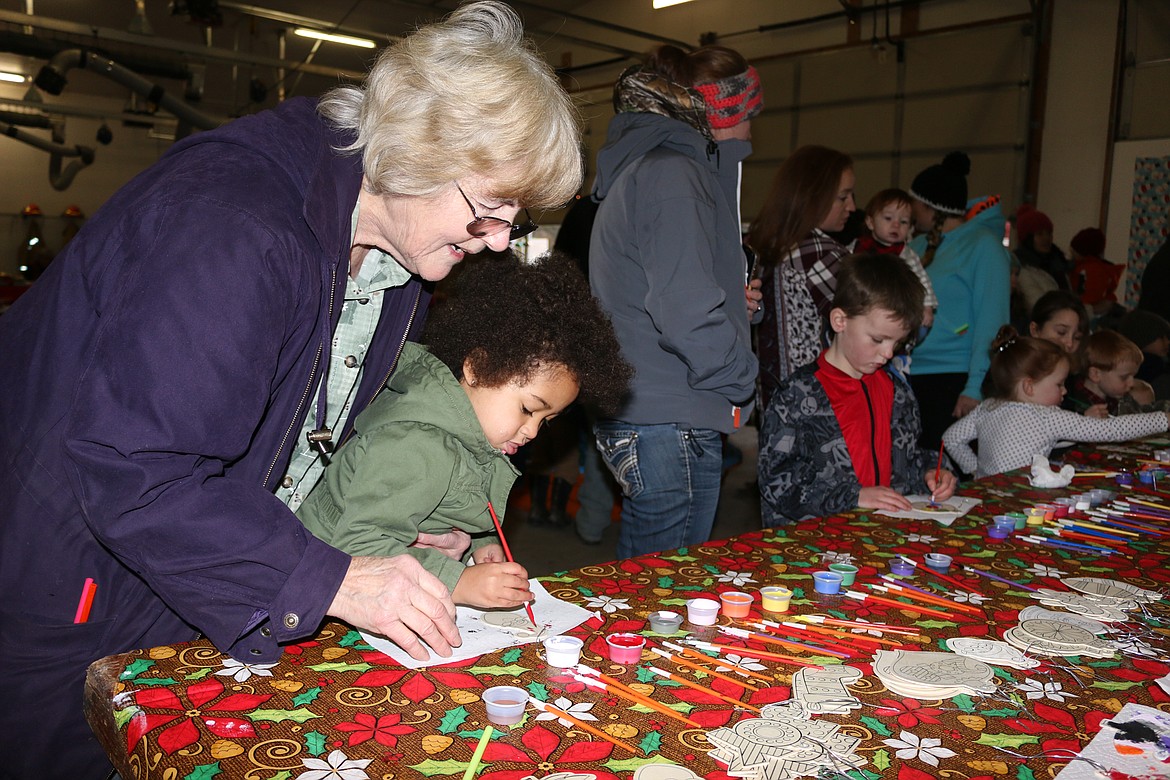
[0,97,430,778]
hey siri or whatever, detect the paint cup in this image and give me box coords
[987,524,1011,539]
[1025,508,1045,526]
[604,632,646,664]
[542,636,583,668]
[1008,511,1028,529]
[828,563,858,586]
[812,571,843,595]
[483,686,528,726]
[719,591,753,618]
[1116,472,1133,487]
[685,597,720,626]
[1089,488,1114,505]
[1038,503,1057,520]
[1140,470,1155,485]
[1074,494,1092,511]
[1053,498,1075,518]
[992,514,1016,530]
[647,610,683,634]
[760,586,793,613]
[924,553,953,573]
[889,561,914,577]
[1156,449,1170,463]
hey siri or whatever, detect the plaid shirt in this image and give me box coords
[790,228,847,315]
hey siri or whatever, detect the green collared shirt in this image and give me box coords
[278,204,411,511]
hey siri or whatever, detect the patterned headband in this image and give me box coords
[693,66,763,129]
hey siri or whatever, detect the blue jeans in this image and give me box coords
[594,422,723,559]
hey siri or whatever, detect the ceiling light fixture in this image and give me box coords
[0,71,27,83]
[293,28,376,48]
[653,0,697,8]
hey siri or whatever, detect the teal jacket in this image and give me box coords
[296,342,518,592]
[908,197,1012,399]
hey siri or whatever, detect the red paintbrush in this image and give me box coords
[486,500,537,629]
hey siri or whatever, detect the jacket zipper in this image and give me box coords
[861,381,881,484]
[263,264,337,490]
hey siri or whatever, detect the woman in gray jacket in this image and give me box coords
[589,45,762,558]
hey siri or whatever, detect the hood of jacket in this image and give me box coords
[592,112,750,202]
[365,341,514,470]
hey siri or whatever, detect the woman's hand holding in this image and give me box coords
[330,555,460,661]
[413,528,471,560]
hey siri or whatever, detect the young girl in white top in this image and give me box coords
[943,325,1170,477]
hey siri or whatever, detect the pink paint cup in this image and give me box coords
[604,632,646,664]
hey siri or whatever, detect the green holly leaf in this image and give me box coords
[629,701,693,715]
[119,659,155,680]
[826,609,849,620]
[872,748,891,771]
[185,668,213,680]
[638,730,662,754]
[526,682,548,700]
[661,554,698,563]
[604,755,679,772]
[1016,765,1037,780]
[657,576,674,588]
[992,667,1016,680]
[337,630,365,647]
[965,549,997,558]
[1093,680,1140,690]
[307,662,371,674]
[409,759,480,777]
[981,708,1024,718]
[114,706,139,731]
[860,716,891,737]
[292,686,322,707]
[915,620,956,629]
[500,648,523,665]
[578,587,595,598]
[261,772,292,780]
[439,706,469,734]
[845,771,883,780]
[634,667,659,683]
[184,763,221,780]
[975,733,1040,748]
[135,677,179,687]
[952,693,976,712]
[540,575,578,583]
[250,708,320,724]
[470,665,530,677]
[304,731,327,757]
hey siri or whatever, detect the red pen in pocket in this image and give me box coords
[74,578,97,624]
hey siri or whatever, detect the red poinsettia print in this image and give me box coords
[874,698,943,728]
[352,653,483,703]
[477,724,621,780]
[126,678,272,755]
[591,577,643,596]
[334,712,415,748]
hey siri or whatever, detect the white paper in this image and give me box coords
[1053,702,1170,779]
[360,580,593,669]
[876,495,982,526]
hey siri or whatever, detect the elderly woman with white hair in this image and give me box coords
[0,3,580,776]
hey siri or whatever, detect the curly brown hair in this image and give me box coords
[423,251,632,415]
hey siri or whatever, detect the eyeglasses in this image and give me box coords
[455,181,538,241]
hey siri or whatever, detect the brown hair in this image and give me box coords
[864,188,914,220]
[644,44,749,87]
[920,208,949,268]
[748,145,853,269]
[832,253,924,334]
[982,325,1067,400]
[1085,330,1143,372]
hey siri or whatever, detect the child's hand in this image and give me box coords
[452,562,533,609]
[412,528,471,561]
[926,469,958,502]
[858,486,912,512]
[471,543,507,564]
[1084,403,1109,419]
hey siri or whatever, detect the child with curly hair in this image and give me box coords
[942,326,1169,478]
[296,252,631,611]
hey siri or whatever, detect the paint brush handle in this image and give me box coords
[529,698,639,754]
[647,667,762,712]
[487,501,537,627]
[961,565,1038,592]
